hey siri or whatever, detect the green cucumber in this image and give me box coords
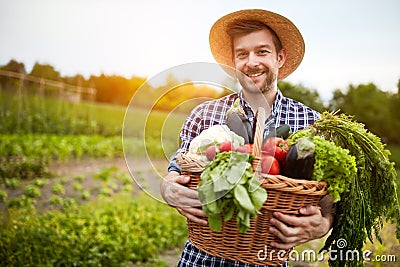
[263,124,291,142]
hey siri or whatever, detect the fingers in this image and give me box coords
[268,206,323,248]
[271,205,321,227]
[165,183,202,208]
[161,171,209,227]
[177,207,208,225]
[299,205,320,216]
[171,174,191,185]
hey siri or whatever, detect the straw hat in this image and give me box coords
[209,9,305,80]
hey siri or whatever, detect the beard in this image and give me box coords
[236,66,277,94]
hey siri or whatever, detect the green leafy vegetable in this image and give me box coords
[287,130,357,203]
[305,111,400,267]
[198,151,267,233]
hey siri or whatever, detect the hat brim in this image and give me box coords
[209,9,305,80]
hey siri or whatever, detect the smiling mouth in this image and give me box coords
[246,71,265,78]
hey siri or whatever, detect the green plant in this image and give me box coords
[0,193,187,266]
[51,183,65,195]
[74,174,84,182]
[49,195,63,205]
[4,178,21,188]
[62,198,76,209]
[34,178,47,187]
[6,195,35,209]
[99,187,113,197]
[23,185,41,198]
[310,112,400,267]
[72,181,83,192]
[121,184,133,193]
[94,166,119,182]
[81,190,90,200]
[0,156,49,180]
[0,189,7,202]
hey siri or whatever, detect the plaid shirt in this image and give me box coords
[168,88,320,173]
[178,240,289,267]
[170,88,320,266]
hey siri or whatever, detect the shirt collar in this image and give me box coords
[237,88,285,116]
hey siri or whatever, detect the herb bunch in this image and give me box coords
[312,111,400,267]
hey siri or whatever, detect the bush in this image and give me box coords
[0,193,187,266]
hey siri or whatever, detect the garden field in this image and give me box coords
[0,90,190,266]
[1,89,399,266]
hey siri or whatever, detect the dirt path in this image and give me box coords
[49,157,170,198]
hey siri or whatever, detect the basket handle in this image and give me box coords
[252,107,266,158]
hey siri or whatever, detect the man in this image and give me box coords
[161,9,334,267]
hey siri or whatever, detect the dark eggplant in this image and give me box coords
[226,98,253,143]
[281,137,315,180]
[240,115,253,144]
[226,113,250,144]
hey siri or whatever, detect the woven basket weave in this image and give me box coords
[178,108,328,266]
[182,169,327,266]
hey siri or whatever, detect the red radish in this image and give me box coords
[205,145,219,161]
[219,141,233,152]
[235,144,253,154]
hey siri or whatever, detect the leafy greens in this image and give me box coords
[198,151,267,233]
[298,111,400,267]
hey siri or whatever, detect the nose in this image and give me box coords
[246,52,259,68]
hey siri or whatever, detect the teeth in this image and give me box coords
[248,72,263,77]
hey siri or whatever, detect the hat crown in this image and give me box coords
[209,9,305,80]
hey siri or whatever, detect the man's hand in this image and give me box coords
[268,196,335,250]
[160,171,207,225]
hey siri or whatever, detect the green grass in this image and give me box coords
[0,90,187,139]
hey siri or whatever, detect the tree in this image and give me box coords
[389,79,400,144]
[278,81,326,112]
[0,59,27,91]
[329,83,396,144]
[0,59,27,74]
[29,62,61,81]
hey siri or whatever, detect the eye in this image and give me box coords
[258,49,270,55]
[236,51,248,59]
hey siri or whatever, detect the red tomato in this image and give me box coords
[262,137,289,163]
[261,154,280,175]
[219,141,233,152]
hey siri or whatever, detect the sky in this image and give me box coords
[1,0,399,102]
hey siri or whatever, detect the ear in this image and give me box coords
[277,49,286,68]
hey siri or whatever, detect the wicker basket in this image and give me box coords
[178,108,328,266]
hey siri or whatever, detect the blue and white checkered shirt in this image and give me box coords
[169,88,320,173]
[169,88,320,266]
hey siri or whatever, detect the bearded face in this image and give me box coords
[232,28,283,94]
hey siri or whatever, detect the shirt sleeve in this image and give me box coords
[167,104,205,172]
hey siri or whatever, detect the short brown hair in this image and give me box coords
[227,20,283,52]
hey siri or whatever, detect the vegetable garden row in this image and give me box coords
[0,132,187,266]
